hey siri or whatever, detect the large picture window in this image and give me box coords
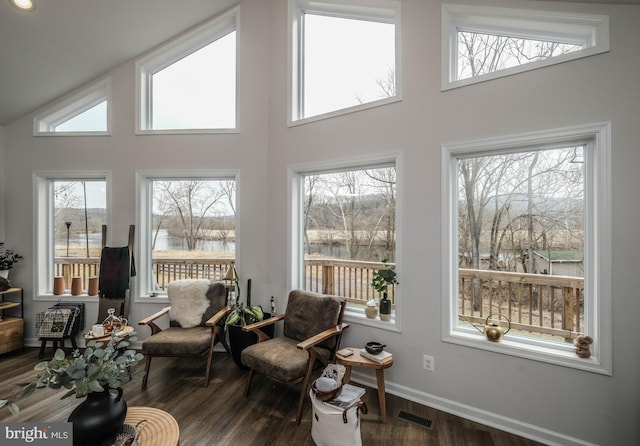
[137,173,236,296]
[442,123,612,374]
[35,174,108,296]
[290,160,400,325]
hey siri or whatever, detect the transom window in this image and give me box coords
[442,123,612,374]
[290,0,401,124]
[290,160,400,325]
[136,7,238,133]
[456,31,583,81]
[33,78,110,135]
[441,4,609,90]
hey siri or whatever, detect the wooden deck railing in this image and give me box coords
[304,258,396,307]
[53,258,583,340]
[54,257,235,292]
[458,268,584,341]
[151,259,235,290]
[54,258,101,290]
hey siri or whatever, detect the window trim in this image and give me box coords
[287,153,403,332]
[33,78,111,136]
[135,170,239,301]
[441,4,610,90]
[288,0,402,126]
[135,6,240,134]
[441,122,612,375]
[33,171,111,299]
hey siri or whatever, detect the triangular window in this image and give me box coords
[34,78,110,135]
[441,5,609,90]
[136,7,238,133]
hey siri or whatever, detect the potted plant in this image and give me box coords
[0,242,22,278]
[0,333,143,445]
[370,258,398,321]
[224,278,273,369]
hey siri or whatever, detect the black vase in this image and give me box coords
[379,292,391,321]
[228,313,274,369]
[67,387,127,446]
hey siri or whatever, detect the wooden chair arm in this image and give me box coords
[205,305,232,327]
[242,313,284,332]
[138,306,171,336]
[297,322,349,351]
[242,313,284,342]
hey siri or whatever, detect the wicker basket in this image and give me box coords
[312,380,343,402]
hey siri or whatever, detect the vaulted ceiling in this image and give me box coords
[0,0,236,125]
[1,0,639,126]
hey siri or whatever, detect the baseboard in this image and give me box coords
[23,337,592,446]
[349,370,597,446]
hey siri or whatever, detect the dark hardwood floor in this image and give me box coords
[0,348,544,445]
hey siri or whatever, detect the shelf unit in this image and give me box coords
[0,287,24,354]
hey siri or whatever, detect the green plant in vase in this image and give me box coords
[371,258,398,321]
[1,333,143,415]
[224,278,264,330]
[224,277,270,369]
[1,333,144,445]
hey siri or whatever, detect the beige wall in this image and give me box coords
[3,1,639,444]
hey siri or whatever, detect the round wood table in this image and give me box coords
[335,347,394,423]
[125,406,180,446]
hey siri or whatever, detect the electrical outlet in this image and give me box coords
[423,355,435,372]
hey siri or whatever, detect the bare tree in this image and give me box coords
[304,175,321,255]
[303,167,396,262]
[457,31,582,80]
[459,148,584,274]
[153,180,227,251]
[365,167,396,259]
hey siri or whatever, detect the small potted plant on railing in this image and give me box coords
[371,258,398,321]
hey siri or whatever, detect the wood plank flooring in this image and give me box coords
[0,348,544,445]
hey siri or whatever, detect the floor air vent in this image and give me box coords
[397,410,433,430]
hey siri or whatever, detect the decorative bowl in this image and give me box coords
[365,341,385,355]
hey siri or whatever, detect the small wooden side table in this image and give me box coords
[125,406,180,446]
[335,347,394,423]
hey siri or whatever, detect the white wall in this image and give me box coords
[3,0,639,444]
[0,124,5,239]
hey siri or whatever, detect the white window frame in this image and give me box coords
[288,154,403,332]
[135,7,239,134]
[441,123,612,375]
[33,171,111,299]
[441,4,610,90]
[288,0,402,126]
[33,78,111,136]
[135,170,239,301]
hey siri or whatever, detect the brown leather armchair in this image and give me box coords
[138,280,231,389]
[241,290,348,424]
